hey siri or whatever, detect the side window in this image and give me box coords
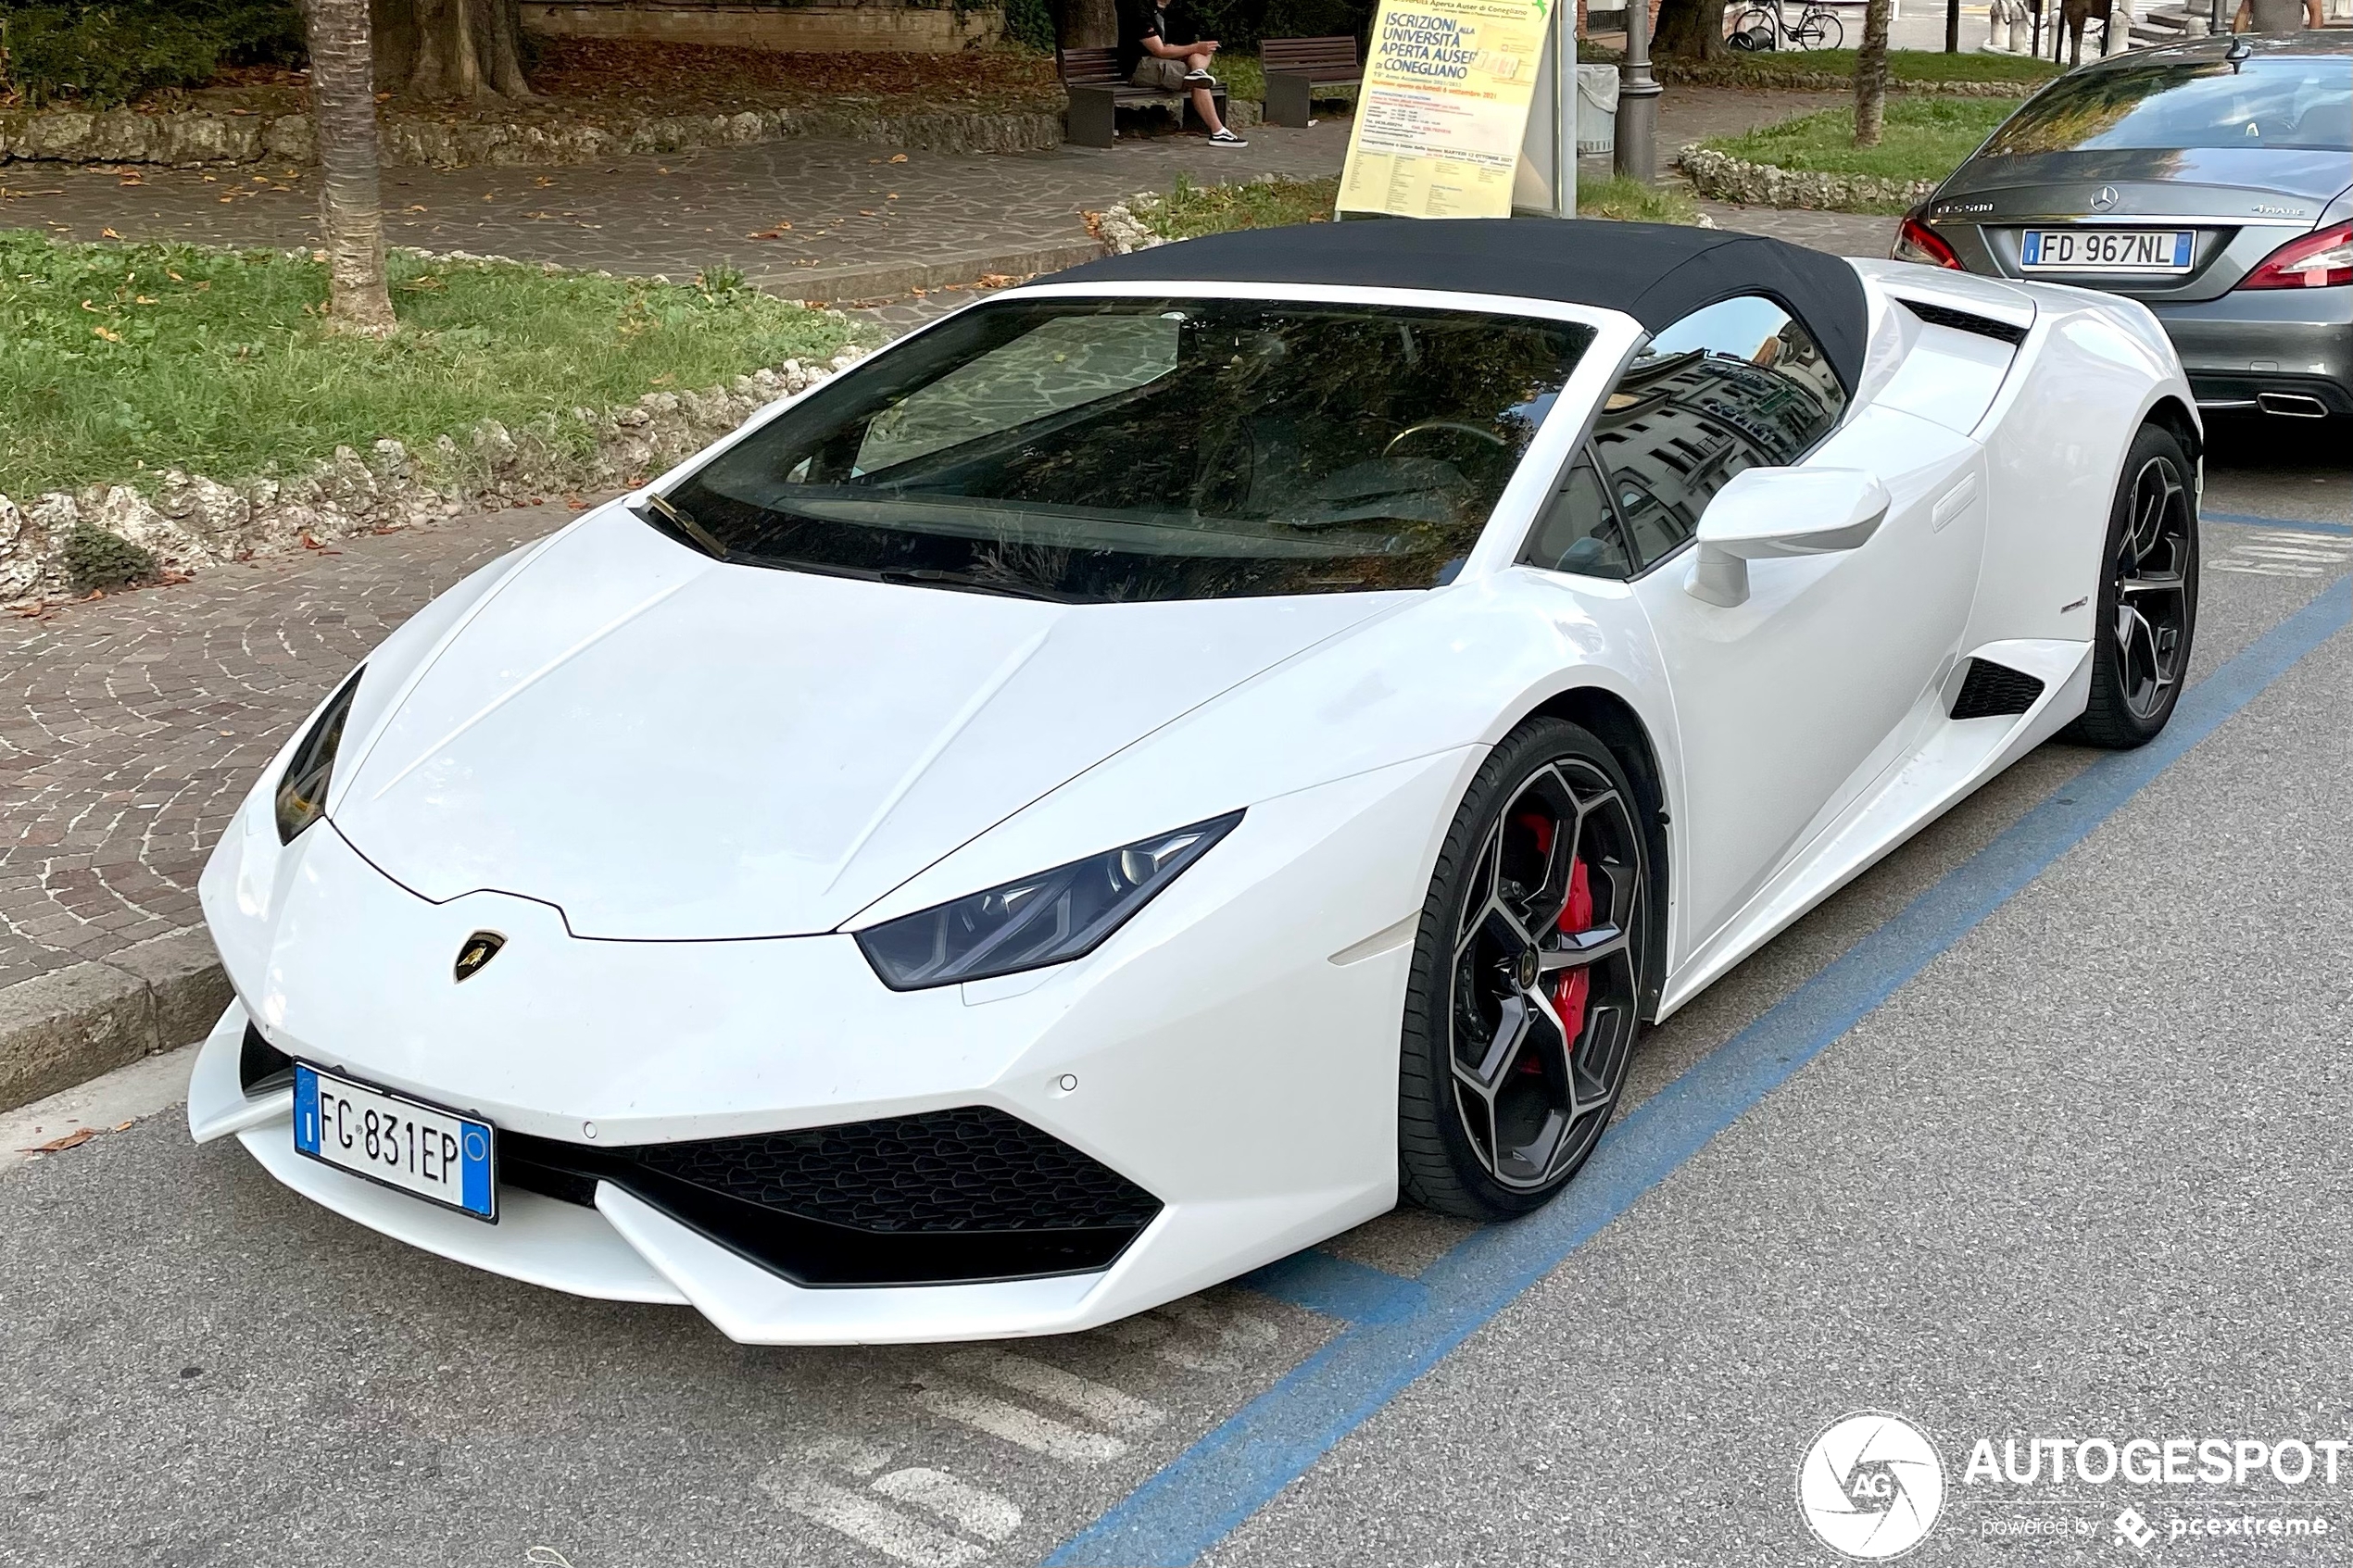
[1521,449,1636,580]
[1585,295,1847,568]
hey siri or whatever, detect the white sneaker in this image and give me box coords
[1207,128,1249,147]
[1182,68,1216,84]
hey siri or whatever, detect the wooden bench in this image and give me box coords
[1058,45,1228,147]
[1260,35,1363,129]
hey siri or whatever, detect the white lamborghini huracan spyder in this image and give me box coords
[191,220,2201,1344]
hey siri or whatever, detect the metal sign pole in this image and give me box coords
[1557,0,1577,218]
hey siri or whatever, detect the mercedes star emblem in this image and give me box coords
[2090,186,2120,212]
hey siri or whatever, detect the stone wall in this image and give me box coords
[0,97,1061,169]
[522,1,1004,53]
[1679,144,1934,213]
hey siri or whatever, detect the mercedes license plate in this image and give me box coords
[2020,228,2193,273]
[293,1062,497,1220]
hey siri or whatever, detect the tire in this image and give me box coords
[1727,7,1779,46]
[2060,422,2199,749]
[1793,7,1843,47]
[1399,718,1651,1221]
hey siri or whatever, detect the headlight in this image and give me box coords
[274,671,363,844]
[856,812,1242,990]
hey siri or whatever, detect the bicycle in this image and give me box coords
[1725,0,1846,50]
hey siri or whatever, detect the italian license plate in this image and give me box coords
[2020,228,2194,273]
[293,1062,497,1221]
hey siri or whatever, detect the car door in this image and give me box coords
[1525,295,1984,956]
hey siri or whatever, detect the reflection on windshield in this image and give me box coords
[658,298,1594,602]
[1984,56,2353,156]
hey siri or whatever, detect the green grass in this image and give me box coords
[1646,46,2058,85]
[1130,172,1696,243]
[0,232,862,498]
[1703,97,2016,185]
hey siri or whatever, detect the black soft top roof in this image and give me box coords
[1049,217,1870,392]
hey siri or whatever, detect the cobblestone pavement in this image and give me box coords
[0,503,574,996]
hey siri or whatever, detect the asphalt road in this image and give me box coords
[4,421,2348,1568]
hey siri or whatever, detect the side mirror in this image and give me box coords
[1685,467,1891,608]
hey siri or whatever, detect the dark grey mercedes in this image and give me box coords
[1894,33,2351,420]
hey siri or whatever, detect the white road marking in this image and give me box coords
[948,1349,1168,1436]
[871,1467,1023,1543]
[915,1386,1128,1464]
[2208,529,2351,578]
[798,1435,896,1476]
[768,1474,989,1568]
[1151,1298,1281,1374]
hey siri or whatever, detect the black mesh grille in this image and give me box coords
[1901,299,2028,347]
[629,1106,1161,1234]
[1950,658,2046,720]
[500,1106,1163,1288]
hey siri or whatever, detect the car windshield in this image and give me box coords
[655,297,1595,602]
[1983,56,2353,155]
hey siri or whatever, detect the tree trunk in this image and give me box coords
[1056,0,1118,48]
[306,0,397,336]
[1651,0,1728,60]
[1853,0,1892,145]
[372,0,534,101]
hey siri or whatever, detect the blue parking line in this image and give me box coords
[1048,577,2352,1568]
[2206,511,2353,537]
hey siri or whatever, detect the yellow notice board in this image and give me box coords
[1337,0,1552,220]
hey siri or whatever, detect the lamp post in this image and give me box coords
[1614,0,1660,182]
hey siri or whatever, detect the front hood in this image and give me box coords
[1939,147,2353,213]
[330,507,1397,938]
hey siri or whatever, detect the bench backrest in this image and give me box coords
[1261,35,1361,73]
[1059,46,1126,87]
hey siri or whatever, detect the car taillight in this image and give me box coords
[2238,222,2353,291]
[1892,216,1964,270]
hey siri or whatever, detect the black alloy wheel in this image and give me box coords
[2066,422,2199,749]
[1400,718,1649,1220]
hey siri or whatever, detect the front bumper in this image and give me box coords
[193,750,1473,1344]
[2145,286,2353,416]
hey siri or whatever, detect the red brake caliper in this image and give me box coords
[1554,859,1593,1049]
[1516,814,1595,1056]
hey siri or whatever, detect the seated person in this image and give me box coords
[1115,0,1250,146]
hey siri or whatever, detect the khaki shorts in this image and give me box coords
[1130,57,1191,90]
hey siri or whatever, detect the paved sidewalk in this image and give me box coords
[0,88,1887,294]
[0,124,1352,303]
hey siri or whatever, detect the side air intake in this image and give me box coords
[1901,299,2029,347]
[1949,658,2046,720]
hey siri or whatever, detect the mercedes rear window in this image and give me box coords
[652,298,1594,603]
[1984,56,2353,155]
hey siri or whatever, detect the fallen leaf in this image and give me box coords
[301,532,325,549]
[113,1120,133,1132]
[101,226,123,239]
[888,153,908,163]
[134,295,157,305]
[93,326,120,342]
[167,270,182,281]
[80,298,98,311]
[24,1128,95,1153]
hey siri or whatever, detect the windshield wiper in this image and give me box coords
[640,492,732,562]
[876,567,1090,604]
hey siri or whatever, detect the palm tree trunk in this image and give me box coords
[1853,0,1893,146]
[307,0,397,335]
